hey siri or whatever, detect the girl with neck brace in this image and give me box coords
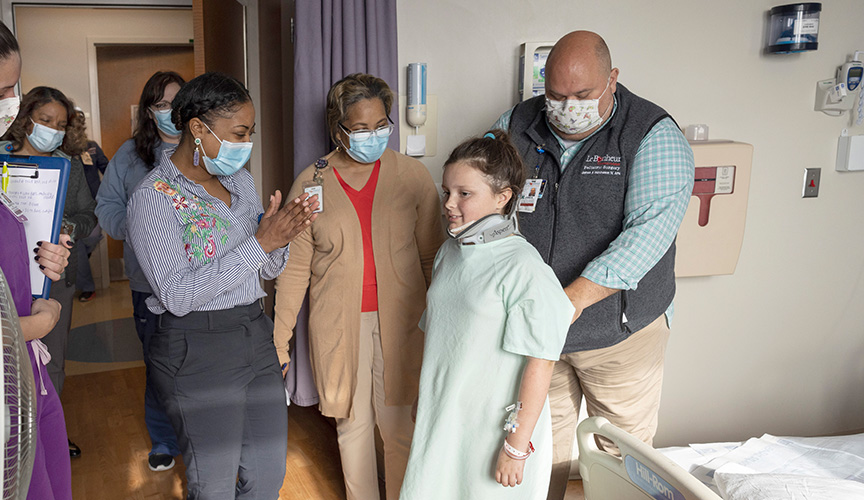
[400,130,574,500]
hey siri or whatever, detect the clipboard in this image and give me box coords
[0,154,70,299]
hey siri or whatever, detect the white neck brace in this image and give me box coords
[448,213,519,245]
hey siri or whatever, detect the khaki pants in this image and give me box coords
[336,312,414,500]
[547,314,670,500]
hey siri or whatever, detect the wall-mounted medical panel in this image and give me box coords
[519,42,555,101]
[676,141,754,278]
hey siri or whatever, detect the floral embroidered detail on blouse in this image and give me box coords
[152,177,231,264]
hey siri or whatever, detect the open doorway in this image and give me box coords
[13,5,193,286]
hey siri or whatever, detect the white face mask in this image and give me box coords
[0,95,20,137]
[545,77,612,136]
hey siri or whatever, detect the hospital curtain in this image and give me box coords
[286,0,400,406]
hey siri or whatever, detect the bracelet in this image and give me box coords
[502,439,535,460]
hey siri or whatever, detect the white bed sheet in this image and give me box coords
[658,433,864,500]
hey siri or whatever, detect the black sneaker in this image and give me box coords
[148,453,175,471]
[68,439,81,458]
[79,291,95,302]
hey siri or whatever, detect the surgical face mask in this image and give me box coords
[340,123,392,164]
[152,108,181,137]
[0,95,20,136]
[545,77,612,136]
[200,122,253,176]
[28,119,66,153]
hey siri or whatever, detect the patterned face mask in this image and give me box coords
[545,76,611,136]
[0,95,19,137]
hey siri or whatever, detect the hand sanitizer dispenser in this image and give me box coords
[406,63,427,157]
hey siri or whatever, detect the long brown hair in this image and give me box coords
[134,71,186,169]
[1,86,87,156]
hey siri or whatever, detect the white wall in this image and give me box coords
[14,6,193,130]
[397,0,864,446]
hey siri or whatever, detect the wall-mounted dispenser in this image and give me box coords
[767,3,821,54]
[815,51,864,116]
[676,141,754,278]
[405,62,428,157]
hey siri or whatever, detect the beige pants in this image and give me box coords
[336,312,414,500]
[546,314,671,500]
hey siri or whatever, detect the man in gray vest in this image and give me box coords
[493,31,694,498]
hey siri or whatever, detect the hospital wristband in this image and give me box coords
[502,439,534,460]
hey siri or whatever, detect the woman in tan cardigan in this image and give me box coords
[274,73,443,500]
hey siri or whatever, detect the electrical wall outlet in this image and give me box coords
[803,168,821,198]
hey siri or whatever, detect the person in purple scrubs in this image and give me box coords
[0,23,74,500]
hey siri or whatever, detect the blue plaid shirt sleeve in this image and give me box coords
[492,108,514,131]
[581,118,694,290]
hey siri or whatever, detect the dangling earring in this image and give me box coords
[193,137,201,166]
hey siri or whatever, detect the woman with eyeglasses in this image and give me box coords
[95,70,185,472]
[274,73,444,500]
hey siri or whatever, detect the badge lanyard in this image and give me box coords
[302,157,328,214]
[517,145,548,214]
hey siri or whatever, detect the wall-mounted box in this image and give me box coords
[676,141,753,278]
[519,42,556,101]
[836,134,864,171]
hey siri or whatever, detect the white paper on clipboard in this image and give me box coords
[5,165,63,296]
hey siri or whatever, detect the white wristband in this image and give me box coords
[503,439,534,460]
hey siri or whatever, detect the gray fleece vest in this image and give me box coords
[509,84,676,353]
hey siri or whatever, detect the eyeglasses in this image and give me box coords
[151,101,172,112]
[339,123,393,142]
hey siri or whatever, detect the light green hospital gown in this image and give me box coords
[400,236,574,500]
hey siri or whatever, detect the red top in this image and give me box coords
[334,160,381,312]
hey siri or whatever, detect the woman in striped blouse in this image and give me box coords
[127,72,318,499]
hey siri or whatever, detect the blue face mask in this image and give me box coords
[200,122,253,176]
[340,123,392,164]
[28,119,65,153]
[152,108,181,137]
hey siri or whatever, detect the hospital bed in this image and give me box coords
[577,417,720,500]
[576,416,864,500]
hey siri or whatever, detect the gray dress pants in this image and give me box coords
[148,301,287,499]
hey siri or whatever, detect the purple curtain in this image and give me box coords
[286,0,399,406]
[294,0,400,172]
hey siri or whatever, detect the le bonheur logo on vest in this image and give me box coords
[582,153,622,176]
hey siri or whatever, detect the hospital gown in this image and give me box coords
[400,235,574,500]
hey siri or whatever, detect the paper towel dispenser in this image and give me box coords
[676,141,753,278]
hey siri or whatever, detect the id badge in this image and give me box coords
[80,151,93,166]
[518,178,546,213]
[0,189,27,222]
[302,181,323,213]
